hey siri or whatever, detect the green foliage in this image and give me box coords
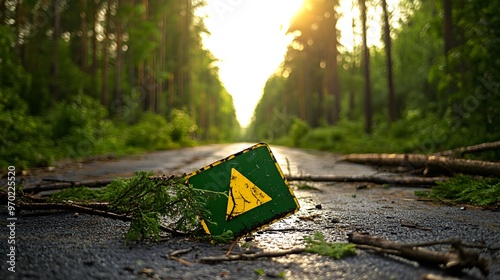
[416,175,500,206]
[47,94,118,158]
[51,186,108,201]
[126,112,173,151]
[51,171,225,241]
[0,0,240,169]
[289,118,309,146]
[209,230,235,244]
[304,232,356,259]
[170,109,198,145]
[254,269,265,276]
[106,171,211,240]
[246,0,500,158]
[0,91,53,168]
[0,27,52,168]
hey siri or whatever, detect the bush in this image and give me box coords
[47,94,117,158]
[0,92,53,168]
[416,175,500,206]
[125,112,173,150]
[289,118,309,146]
[170,109,197,145]
[0,29,53,168]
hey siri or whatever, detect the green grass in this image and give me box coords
[415,175,500,206]
[304,232,356,259]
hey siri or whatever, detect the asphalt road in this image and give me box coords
[1,143,499,280]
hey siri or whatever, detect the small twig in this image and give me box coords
[19,201,187,236]
[165,248,194,266]
[199,248,306,263]
[19,201,131,221]
[348,233,490,276]
[287,174,446,186]
[400,222,433,231]
[225,241,238,256]
[169,248,194,257]
[403,238,500,251]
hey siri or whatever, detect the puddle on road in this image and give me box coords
[244,189,345,252]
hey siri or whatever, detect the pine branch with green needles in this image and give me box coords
[49,171,226,241]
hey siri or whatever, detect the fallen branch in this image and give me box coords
[341,154,500,177]
[348,233,490,276]
[23,175,180,194]
[18,201,185,236]
[199,248,306,263]
[287,175,446,186]
[23,178,115,193]
[436,141,500,158]
[19,201,131,221]
[165,248,194,266]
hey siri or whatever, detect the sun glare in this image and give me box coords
[200,0,303,127]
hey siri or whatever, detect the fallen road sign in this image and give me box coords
[185,143,300,237]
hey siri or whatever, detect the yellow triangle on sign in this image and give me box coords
[226,168,272,220]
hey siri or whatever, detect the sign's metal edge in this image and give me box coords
[184,142,268,181]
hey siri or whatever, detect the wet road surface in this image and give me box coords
[1,143,499,279]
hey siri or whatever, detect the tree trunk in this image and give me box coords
[287,175,445,186]
[382,0,397,123]
[114,0,123,114]
[79,0,88,72]
[0,0,6,24]
[443,0,454,56]
[342,153,500,177]
[436,141,500,158]
[326,1,341,125]
[91,1,99,96]
[101,1,110,107]
[50,0,61,100]
[348,233,489,276]
[359,0,372,134]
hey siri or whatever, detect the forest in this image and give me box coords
[2,0,500,170]
[0,0,240,168]
[247,0,500,157]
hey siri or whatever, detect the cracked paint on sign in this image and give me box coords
[226,168,272,220]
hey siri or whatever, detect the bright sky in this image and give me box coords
[198,0,303,127]
[198,0,400,127]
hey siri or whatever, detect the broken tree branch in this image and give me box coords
[286,175,447,186]
[22,175,181,194]
[435,141,500,158]
[17,200,185,236]
[23,178,116,193]
[348,233,490,276]
[199,248,306,263]
[19,201,131,221]
[341,154,500,177]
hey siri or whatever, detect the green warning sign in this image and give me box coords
[185,143,300,237]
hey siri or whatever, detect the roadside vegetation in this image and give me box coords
[415,175,500,207]
[0,1,240,170]
[243,0,500,209]
[246,0,500,161]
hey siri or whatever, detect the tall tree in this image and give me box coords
[359,0,372,134]
[382,0,397,122]
[101,1,110,107]
[442,0,454,56]
[114,0,123,114]
[321,0,341,124]
[50,0,61,100]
